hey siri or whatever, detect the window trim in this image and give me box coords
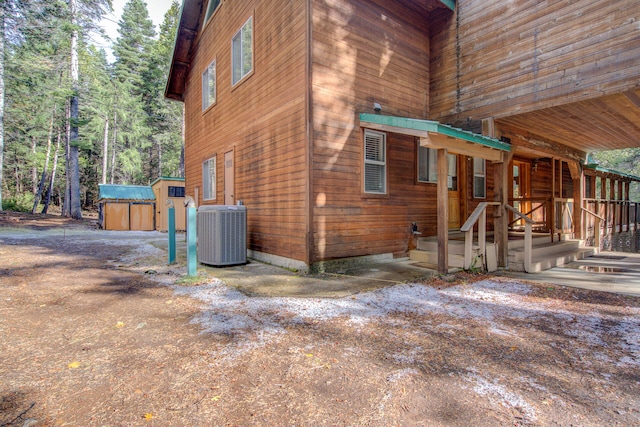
[204,0,221,24]
[417,145,438,184]
[473,157,486,199]
[202,156,217,201]
[202,58,217,112]
[363,129,387,195]
[231,15,254,87]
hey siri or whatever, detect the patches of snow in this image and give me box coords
[464,371,537,423]
[386,368,419,383]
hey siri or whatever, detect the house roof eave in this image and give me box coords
[165,0,205,101]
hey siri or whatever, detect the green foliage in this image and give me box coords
[591,148,640,201]
[2,193,36,212]
[2,0,183,208]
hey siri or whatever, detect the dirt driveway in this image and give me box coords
[1,212,639,426]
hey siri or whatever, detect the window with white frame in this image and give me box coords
[232,16,253,86]
[417,146,437,183]
[202,59,216,110]
[202,156,216,201]
[364,130,386,194]
[473,157,486,198]
[204,0,221,23]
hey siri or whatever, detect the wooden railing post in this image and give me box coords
[524,221,532,273]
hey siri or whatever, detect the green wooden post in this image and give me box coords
[187,206,197,276]
[167,205,176,265]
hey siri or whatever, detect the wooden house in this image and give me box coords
[97,185,156,231]
[151,177,187,232]
[166,0,640,273]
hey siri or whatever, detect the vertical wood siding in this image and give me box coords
[430,0,640,123]
[183,0,309,262]
[311,0,431,261]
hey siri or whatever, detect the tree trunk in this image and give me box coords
[43,128,62,214]
[32,110,55,213]
[31,135,37,195]
[101,116,109,184]
[0,1,5,211]
[110,111,117,184]
[66,0,82,219]
[63,101,70,216]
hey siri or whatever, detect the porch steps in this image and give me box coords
[410,238,480,270]
[507,239,599,272]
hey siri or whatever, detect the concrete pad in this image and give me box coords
[497,251,640,297]
[200,258,437,298]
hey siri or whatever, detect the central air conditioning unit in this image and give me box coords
[197,205,247,266]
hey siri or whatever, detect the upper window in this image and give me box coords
[202,59,216,111]
[202,156,216,201]
[204,0,221,23]
[473,158,486,198]
[232,16,253,86]
[364,130,386,194]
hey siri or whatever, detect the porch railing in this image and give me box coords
[583,199,640,248]
[505,204,535,273]
[460,202,500,270]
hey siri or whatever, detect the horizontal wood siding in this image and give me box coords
[430,0,640,123]
[183,0,308,262]
[311,0,432,262]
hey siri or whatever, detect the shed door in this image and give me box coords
[130,203,154,231]
[105,202,129,230]
[224,150,235,205]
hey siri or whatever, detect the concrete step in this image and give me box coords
[509,240,584,263]
[409,249,466,269]
[417,238,479,255]
[508,247,599,272]
[506,234,555,250]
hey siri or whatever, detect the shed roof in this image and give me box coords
[150,176,185,186]
[98,184,156,201]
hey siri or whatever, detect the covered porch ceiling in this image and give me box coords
[360,114,510,162]
[495,88,640,158]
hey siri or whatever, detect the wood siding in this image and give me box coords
[429,0,640,123]
[183,0,309,262]
[310,0,434,262]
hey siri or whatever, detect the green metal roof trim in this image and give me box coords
[439,0,455,11]
[98,184,156,201]
[584,164,640,182]
[359,114,511,152]
[150,176,185,186]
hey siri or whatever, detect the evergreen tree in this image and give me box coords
[112,0,154,184]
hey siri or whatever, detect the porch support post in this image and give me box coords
[483,118,511,268]
[610,178,617,233]
[493,150,512,268]
[568,161,583,239]
[437,148,449,274]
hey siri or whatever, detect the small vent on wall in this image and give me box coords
[197,205,247,266]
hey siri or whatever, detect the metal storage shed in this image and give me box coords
[151,177,186,232]
[97,184,156,231]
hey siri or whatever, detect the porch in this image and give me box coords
[409,198,640,273]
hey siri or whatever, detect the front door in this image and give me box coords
[224,150,235,205]
[448,154,460,229]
